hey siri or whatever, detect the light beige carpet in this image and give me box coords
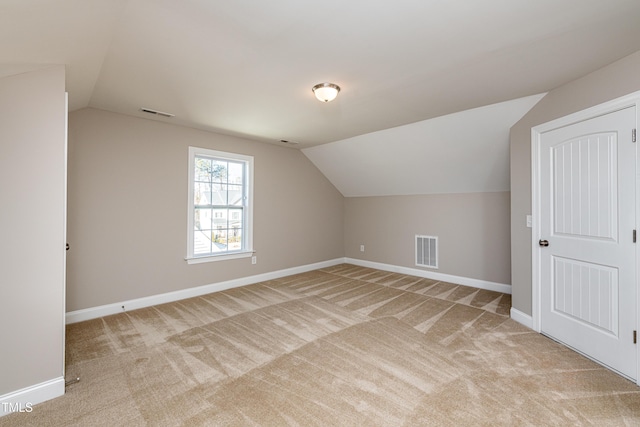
[2,264,640,426]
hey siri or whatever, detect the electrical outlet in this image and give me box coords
[251,256,257,265]
[360,245,365,252]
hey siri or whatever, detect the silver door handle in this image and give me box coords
[539,239,549,247]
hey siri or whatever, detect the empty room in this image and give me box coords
[2,1,640,425]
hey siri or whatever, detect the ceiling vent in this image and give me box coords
[416,235,438,269]
[140,107,174,118]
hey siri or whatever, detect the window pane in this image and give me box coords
[212,208,227,229]
[211,160,228,183]
[229,228,242,251]
[194,182,211,205]
[194,207,212,255]
[228,162,243,184]
[211,183,227,205]
[194,208,212,231]
[229,208,242,227]
[195,157,212,181]
[228,185,243,206]
[193,227,212,255]
[213,228,227,252]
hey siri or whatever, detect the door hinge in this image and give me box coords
[634,230,637,243]
[633,128,637,143]
[634,330,637,344]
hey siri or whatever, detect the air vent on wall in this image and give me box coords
[140,107,174,118]
[416,235,438,269]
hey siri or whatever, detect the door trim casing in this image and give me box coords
[531,90,640,384]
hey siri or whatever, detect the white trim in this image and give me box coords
[185,250,253,264]
[510,308,533,329]
[66,257,511,324]
[186,146,254,261]
[62,92,68,384]
[0,377,64,417]
[344,258,511,294]
[531,89,640,384]
[531,122,541,332]
[66,258,344,324]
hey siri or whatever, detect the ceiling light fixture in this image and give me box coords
[312,82,340,103]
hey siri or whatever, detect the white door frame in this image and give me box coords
[531,90,640,383]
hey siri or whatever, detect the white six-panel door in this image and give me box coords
[538,106,637,380]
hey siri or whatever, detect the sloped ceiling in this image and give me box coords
[1,1,639,194]
[303,94,545,196]
[2,0,640,148]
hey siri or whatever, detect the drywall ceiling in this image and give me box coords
[1,0,640,149]
[303,94,545,196]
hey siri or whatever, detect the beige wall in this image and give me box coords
[0,67,66,396]
[67,108,344,311]
[510,50,640,315]
[344,192,511,285]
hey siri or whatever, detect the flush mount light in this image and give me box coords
[312,82,340,102]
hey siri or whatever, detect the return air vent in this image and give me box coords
[416,235,438,269]
[140,107,175,118]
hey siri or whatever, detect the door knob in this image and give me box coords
[539,239,549,247]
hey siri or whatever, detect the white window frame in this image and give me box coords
[186,146,254,264]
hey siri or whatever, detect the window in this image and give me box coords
[186,147,253,263]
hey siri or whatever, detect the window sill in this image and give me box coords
[185,251,254,265]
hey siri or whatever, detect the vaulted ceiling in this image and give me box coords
[3,1,640,196]
[2,0,640,149]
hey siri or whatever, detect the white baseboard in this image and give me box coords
[0,377,64,417]
[509,307,533,329]
[344,258,512,294]
[66,257,513,324]
[66,258,345,324]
